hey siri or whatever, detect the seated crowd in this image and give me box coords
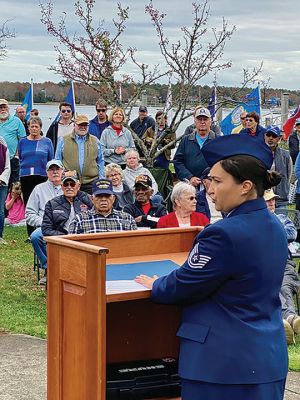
[0,98,300,346]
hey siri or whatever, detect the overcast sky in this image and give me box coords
[1,0,300,90]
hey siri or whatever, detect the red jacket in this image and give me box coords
[157,211,209,228]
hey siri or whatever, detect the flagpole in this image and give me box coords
[71,80,76,115]
[31,78,34,108]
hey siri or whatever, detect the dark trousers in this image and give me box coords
[8,157,20,186]
[79,182,93,195]
[20,175,48,236]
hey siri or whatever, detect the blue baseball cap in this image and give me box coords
[265,125,281,137]
[202,135,273,170]
[92,178,114,195]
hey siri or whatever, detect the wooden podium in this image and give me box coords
[45,227,200,400]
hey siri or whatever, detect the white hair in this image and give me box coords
[124,149,140,161]
[171,181,196,209]
[104,163,123,179]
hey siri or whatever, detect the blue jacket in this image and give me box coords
[42,191,93,236]
[88,116,110,140]
[173,131,217,181]
[151,198,288,384]
[239,124,266,141]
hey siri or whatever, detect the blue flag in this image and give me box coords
[21,83,33,120]
[54,82,76,122]
[208,87,216,120]
[220,86,261,135]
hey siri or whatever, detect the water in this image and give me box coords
[35,104,194,136]
[35,104,279,135]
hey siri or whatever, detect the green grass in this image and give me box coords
[0,226,46,338]
[0,226,299,370]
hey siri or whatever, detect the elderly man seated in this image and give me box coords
[36,170,93,284]
[69,178,137,234]
[264,188,300,345]
[123,175,167,229]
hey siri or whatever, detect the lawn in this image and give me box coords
[0,225,299,370]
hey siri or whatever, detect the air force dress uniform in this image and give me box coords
[151,135,288,400]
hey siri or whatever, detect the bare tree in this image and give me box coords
[40,0,260,166]
[0,21,15,60]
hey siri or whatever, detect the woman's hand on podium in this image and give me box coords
[134,274,158,289]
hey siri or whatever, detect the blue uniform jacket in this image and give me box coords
[151,198,288,384]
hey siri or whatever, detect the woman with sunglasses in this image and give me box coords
[136,135,288,400]
[46,102,74,152]
[239,111,266,141]
[157,181,209,228]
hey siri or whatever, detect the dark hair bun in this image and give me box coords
[264,170,282,189]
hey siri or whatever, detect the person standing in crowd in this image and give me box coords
[123,175,167,229]
[130,106,155,139]
[89,99,111,140]
[55,114,104,194]
[288,118,300,164]
[69,178,137,234]
[231,110,248,134]
[264,125,292,207]
[157,181,209,228]
[100,107,135,168]
[30,109,39,118]
[104,163,134,210]
[46,102,74,152]
[184,105,222,137]
[0,137,10,245]
[136,135,288,400]
[15,106,29,135]
[18,116,54,237]
[0,98,26,185]
[142,111,176,169]
[239,111,266,141]
[196,167,223,223]
[173,107,218,187]
[263,188,300,345]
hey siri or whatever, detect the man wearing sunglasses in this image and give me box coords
[46,102,74,152]
[239,111,266,141]
[89,99,111,140]
[264,125,292,207]
[38,170,93,284]
[42,170,93,237]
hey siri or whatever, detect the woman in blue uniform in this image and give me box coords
[135,135,288,400]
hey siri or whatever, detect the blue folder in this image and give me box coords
[106,260,179,281]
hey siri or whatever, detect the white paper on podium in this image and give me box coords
[106,280,149,294]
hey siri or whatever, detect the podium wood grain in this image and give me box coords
[45,227,200,399]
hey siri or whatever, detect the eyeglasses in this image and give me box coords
[63,181,76,188]
[108,173,121,178]
[77,123,89,127]
[246,118,255,122]
[187,196,196,201]
[240,117,246,120]
[96,108,107,112]
[61,109,72,113]
[266,133,279,138]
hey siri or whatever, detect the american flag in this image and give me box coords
[282,105,300,140]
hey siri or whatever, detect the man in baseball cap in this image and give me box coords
[55,113,104,195]
[130,106,155,140]
[46,159,64,171]
[174,104,217,189]
[123,174,167,229]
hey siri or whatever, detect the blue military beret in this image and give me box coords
[202,135,273,169]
